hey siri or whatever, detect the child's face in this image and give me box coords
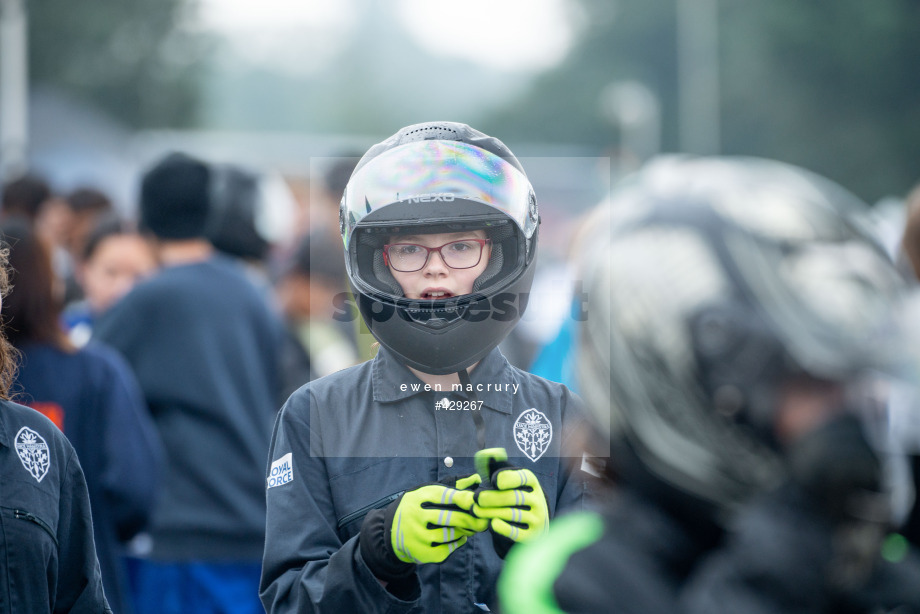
[81,234,158,314]
[387,230,491,299]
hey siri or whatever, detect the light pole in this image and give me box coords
[600,80,661,169]
[1,0,29,180]
[676,0,720,155]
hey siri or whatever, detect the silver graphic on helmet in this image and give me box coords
[577,155,912,513]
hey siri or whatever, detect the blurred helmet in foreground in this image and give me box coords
[578,156,912,513]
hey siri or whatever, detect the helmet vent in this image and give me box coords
[397,124,462,144]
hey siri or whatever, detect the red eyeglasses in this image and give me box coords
[383,239,491,272]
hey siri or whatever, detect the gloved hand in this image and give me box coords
[359,476,488,583]
[473,448,550,558]
[451,472,483,492]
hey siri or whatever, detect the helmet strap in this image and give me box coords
[458,368,486,450]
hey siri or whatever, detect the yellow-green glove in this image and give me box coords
[454,473,483,491]
[391,481,488,563]
[360,476,488,583]
[473,448,550,558]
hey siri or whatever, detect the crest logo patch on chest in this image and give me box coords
[15,427,50,483]
[513,409,552,462]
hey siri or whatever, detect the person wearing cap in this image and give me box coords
[498,156,920,613]
[93,152,285,614]
[260,122,592,613]
[0,234,112,613]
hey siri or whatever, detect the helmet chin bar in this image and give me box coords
[394,289,509,331]
[399,297,475,329]
[353,261,536,375]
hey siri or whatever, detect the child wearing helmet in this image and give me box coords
[260,122,591,613]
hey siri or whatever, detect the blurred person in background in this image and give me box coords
[93,152,285,614]
[313,155,360,244]
[1,219,163,614]
[499,156,920,614]
[898,182,920,281]
[894,184,920,549]
[274,232,359,398]
[205,163,304,296]
[0,174,76,287]
[34,193,75,271]
[274,158,356,276]
[314,155,378,364]
[0,225,112,613]
[1,173,52,223]
[206,164,272,292]
[66,187,115,262]
[64,187,117,304]
[205,162,307,408]
[528,203,610,389]
[281,173,311,252]
[63,214,159,347]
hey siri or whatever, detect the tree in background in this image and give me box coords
[484,0,920,202]
[28,0,208,128]
[483,2,677,156]
[720,0,920,202]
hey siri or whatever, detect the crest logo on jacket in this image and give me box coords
[513,409,552,462]
[15,427,50,483]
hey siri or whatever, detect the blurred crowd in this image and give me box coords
[0,155,371,614]
[3,143,920,614]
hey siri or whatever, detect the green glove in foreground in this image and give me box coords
[360,476,488,584]
[473,448,550,558]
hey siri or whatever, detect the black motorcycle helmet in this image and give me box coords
[577,155,910,514]
[340,122,539,374]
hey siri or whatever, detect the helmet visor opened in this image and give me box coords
[342,139,537,252]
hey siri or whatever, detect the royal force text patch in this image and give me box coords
[267,453,293,489]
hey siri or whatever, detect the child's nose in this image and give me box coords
[423,249,449,274]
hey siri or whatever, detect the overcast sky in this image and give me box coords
[193,0,580,72]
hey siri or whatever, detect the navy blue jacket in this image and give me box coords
[0,399,111,613]
[14,341,164,614]
[94,255,284,561]
[261,347,589,614]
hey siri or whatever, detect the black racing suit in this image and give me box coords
[501,458,920,614]
[260,347,591,614]
[0,399,111,613]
